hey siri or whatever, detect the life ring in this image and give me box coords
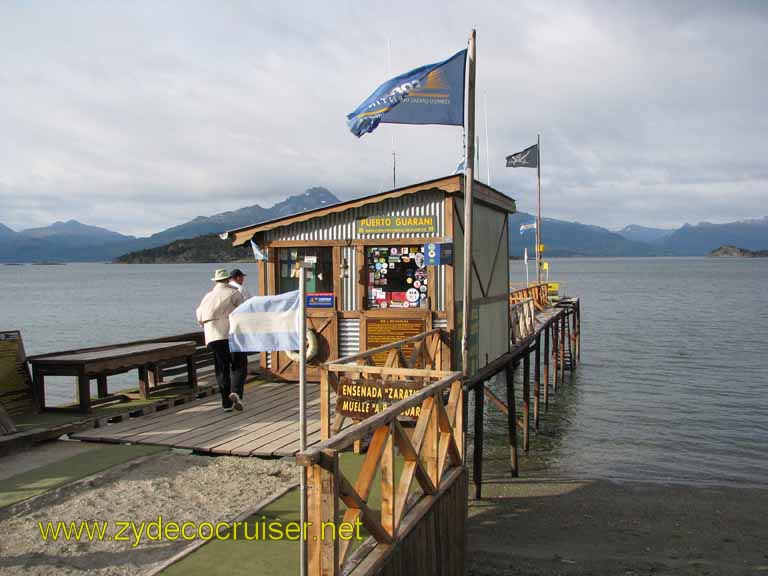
[286,329,318,363]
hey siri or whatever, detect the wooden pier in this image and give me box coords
[72,380,349,457]
[1,282,580,576]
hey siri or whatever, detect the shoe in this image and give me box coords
[229,392,243,412]
[223,407,233,412]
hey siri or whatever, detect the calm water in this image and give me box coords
[1,259,767,486]
[484,257,768,487]
[0,263,260,404]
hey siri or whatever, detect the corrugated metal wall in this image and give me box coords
[262,190,447,312]
[339,318,360,358]
[341,245,356,311]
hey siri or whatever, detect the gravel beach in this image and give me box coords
[0,450,298,576]
[467,477,768,576]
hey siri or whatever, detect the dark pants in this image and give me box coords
[208,340,247,408]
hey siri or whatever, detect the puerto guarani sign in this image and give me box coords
[335,377,423,419]
[356,215,436,235]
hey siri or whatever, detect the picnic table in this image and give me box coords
[28,341,198,413]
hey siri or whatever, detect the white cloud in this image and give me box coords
[0,0,766,235]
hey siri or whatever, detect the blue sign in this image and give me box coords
[347,49,467,138]
[424,242,453,266]
[306,293,334,308]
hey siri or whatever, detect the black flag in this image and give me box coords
[506,144,539,168]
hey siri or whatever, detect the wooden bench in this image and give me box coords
[0,330,34,433]
[28,341,198,413]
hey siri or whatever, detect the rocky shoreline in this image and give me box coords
[709,245,768,257]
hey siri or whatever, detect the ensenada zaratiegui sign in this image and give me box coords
[335,377,423,419]
[356,215,436,235]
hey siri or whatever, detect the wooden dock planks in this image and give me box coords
[72,381,339,457]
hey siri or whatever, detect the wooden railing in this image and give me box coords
[509,282,550,310]
[297,369,464,575]
[320,328,451,440]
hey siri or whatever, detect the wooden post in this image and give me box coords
[307,450,339,576]
[552,321,559,392]
[381,423,396,537]
[32,365,45,411]
[138,365,149,400]
[320,368,331,440]
[186,356,198,391]
[425,397,440,486]
[461,29,476,379]
[576,301,581,363]
[77,367,91,413]
[505,362,518,477]
[559,314,566,383]
[472,381,484,499]
[543,325,550,410]
[534,334,541,430]
[96,375,108,399]
[522,352,530,452]
[455,379,465,460]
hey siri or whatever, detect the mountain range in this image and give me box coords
[509,213,768,258]
[0,187,338,263]
[1,187,767,262]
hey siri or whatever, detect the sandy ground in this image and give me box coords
[466,476,768,576]
[0,450,298,576]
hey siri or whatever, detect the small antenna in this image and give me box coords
[388,38,396,189]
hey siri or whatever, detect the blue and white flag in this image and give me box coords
[347,49,467,138]
[250,239,266,261]
[229,291,300,352]
[520,221,537,235]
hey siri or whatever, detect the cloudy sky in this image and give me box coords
[1,1,766,236]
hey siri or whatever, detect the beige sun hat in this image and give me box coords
[211,268,231,282]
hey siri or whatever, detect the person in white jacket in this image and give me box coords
[196,269,245,411]
[228,268,253,300]
[227,268,251,399]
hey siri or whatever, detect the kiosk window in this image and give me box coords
[366,246,428,309]
[277,247,333,294]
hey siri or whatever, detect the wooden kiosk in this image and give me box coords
[224,174,516,380]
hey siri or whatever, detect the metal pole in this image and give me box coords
[461,29,476,379]
[484,91,491,185]
[298,266,307,576]
[536,133,542,283]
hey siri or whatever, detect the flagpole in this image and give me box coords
[536,133,542,283]
[298,265,307,576]
[484,91,491,185]
[461,28,476,379]
[388,38,396,189]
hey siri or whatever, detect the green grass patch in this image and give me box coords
[162,452,403,576]
[0,444,167,509]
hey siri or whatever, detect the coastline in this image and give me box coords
[467,475,768,575]
[0,443,298,576]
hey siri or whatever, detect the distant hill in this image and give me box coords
[137,186,338,249]
[19,219,135,244]
[659,217,768,256]
[116,234,252,264]
[509,213,660,257]
[617,224,674,244]
[0,187,339,263]
[0,220,137,262]
[709,245,768,257]
[115,186,340,263]
[0,222,18,239]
